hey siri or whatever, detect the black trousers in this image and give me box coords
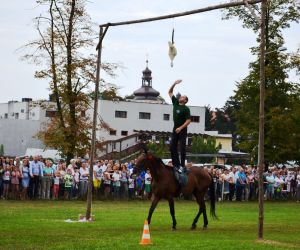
[170,127,187,168]
[29,175,40,199]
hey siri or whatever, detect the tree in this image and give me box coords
[191,136,221,163]
[223,0,300,163]
[22,0,117,162]
[147,140,169,159]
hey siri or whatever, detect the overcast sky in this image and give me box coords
[0,0,299,108]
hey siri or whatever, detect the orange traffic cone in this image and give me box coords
[139,220,152,245]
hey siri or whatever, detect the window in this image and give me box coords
[45,110,57,117]
[121,131,128,136]
[15,113,19,119]
[191,116,200,123]
[21,109,24,113]
[163,114,170,121]
[115,111,127,118]
[110,130,116,136]
[139,112,151,120]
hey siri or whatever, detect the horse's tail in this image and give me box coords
[209,173,218,220]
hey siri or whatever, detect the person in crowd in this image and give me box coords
[128,173,135,200]
[93,161,101,197]
[221,169,230,201]
[236,167,247,201]
[57,160,66,198]
[144,169,152,200]
[53,169,60,200]
[112,164,121,200]
[2,165,11,199]
[296,170,300,202]
[0,158,4,198]
[11,165,22,199]
[72,167,80,199]
[247,167,256,200]
[266,171,275,200]
[41,160,54,200]
[21,158,30,200]
[64,168,73,200]
[120,164,129,199]
[79,161,89,198]
[228,166,236,201]
[103,164,112,199]
[29,155,44,199]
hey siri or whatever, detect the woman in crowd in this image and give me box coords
[42,160,54,200]
[11,165,22,199]
[21,158,30,200]
[120,164,129,199]
[79,161,89,198]
[112,164,121,200]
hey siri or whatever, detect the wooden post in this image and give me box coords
[86,27,104,220]
[258,0,266,240]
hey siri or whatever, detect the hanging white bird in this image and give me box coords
[168,41,177,67]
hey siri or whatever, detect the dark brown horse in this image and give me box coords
[134,151,217,230]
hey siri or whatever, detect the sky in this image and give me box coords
[0,0,299,108]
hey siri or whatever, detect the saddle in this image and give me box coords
[173,168,189,187]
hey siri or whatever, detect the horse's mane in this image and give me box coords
[153,156,173,169]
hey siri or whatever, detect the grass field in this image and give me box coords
[0,200,300,250]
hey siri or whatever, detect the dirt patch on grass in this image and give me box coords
[256,239,299,249]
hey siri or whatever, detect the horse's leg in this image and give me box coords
[147,196,160,225]
[191,192,203,230]
[168,198,177,230]
[202,200,208,230]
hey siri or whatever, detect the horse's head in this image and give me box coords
[132,149,156,175]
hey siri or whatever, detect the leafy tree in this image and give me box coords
[223,0,300,163]
[147,140,169,159]
[191,136,221,163]
[204,106,213,131]
[22,0,117,162]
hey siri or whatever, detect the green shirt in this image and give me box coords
[172,95,191,128]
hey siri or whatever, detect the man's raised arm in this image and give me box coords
[168,79,182,98]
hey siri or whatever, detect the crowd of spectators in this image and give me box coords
[210,164,300,202]
[0,156,152,200]
[0,155,300,202]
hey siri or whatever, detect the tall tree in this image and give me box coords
[22,0,117,162]
[223,0,300,163]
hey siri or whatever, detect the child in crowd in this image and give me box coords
[144,169,152,199]
[128,175,135,199]
[64,169,73,200]
[53,171,60,200]
[2,166,11,199]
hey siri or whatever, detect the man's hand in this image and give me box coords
[169,79,182,98]
[175,127,181,134]
[174,79,182,85]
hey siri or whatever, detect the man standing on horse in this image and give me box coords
[168,79,191,175]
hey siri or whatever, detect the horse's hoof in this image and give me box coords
[191,224,196,230]
[203,226,208,230]
[172,226,176,231]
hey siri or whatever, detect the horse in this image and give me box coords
[134,151,217,231]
